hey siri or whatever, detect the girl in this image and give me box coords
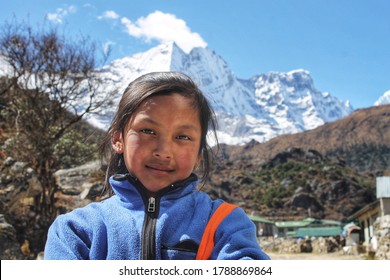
[44,72,270,260]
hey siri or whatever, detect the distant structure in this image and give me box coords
[376,176,390,215]
[348,176,390,256]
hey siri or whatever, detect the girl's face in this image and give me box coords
[112,93,202,192]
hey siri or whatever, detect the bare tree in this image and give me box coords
[0,19,116,224]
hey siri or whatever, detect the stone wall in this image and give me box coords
[0,157,43,259]
[259,236,340,254]
[374,215,390,259]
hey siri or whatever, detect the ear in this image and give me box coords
[112,131,124,154]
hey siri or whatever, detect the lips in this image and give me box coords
[145,163,174,173]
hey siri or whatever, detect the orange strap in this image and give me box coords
[196,202,238,260]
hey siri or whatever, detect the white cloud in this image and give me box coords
[98,10,119,20]
[120,11,207,53]
[46,5,77,24]
[46,13,62,24]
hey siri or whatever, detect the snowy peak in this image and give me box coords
[108,43,173,74]
[374,90,390,106]
[183,48,260,117]
[253,69,353,130]
[255,69,314,92]
[98,42,183,96]
[83,43,355,145]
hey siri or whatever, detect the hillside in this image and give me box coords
[205,104,390,221]
[206,147,376,222]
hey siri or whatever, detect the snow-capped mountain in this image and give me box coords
[90,42,353,145]
[374,90,390,106]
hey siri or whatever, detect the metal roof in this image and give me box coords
[276,220,313,228]
[347,200,380,221]
[289,227,342,238]
[275,218,315,228]
[247,214,274,224]
[275,218,341,228]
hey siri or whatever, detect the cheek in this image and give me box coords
[176,147,200,169]
[123,135,146,167]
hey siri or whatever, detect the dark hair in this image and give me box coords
[99,71,218,194]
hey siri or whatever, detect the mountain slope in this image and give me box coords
[207,146,377,221]
[206,104,390,221]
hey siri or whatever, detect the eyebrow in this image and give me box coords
[178,124,200,131]
[138,116,200,131]
[139,116,159,126]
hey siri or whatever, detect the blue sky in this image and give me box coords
[2,0,389,109]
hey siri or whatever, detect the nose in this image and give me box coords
[153,137,173,160]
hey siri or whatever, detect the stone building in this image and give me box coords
[348,176,390,259]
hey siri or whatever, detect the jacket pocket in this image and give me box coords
[161,240,198,260]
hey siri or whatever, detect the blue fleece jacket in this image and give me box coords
[44,173,270,260]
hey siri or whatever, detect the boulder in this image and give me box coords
[53,160,104,212]
[0,214,27,259]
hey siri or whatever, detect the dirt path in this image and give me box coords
[266,251,366,260]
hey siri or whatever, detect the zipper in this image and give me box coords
[141,196,159,259]
[125,173,198,260]
[148,197,156,212]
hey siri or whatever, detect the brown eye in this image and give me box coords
[177,135,191,141]
[140,129,156,135]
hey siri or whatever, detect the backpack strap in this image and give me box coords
[196,202,238,260]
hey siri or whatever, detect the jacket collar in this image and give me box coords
[109,173,199,202]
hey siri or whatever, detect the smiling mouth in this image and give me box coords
[145,164,174,173]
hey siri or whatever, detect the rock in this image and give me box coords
[264,148,325,169]
[53,161,105,213]
[374,215,390,259]
[10,161,28,176]
[290,193,324,212]
[0,159,42,201]
[0,214,27,259]
[54,161,101,195]
[330,180,350,198]
[299,239,313,253]
[0,214,16,239]
[26,175,43,197]
[4,157,15,166]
